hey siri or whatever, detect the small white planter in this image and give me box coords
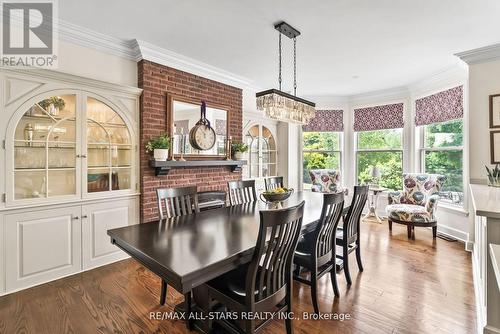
[233,152,243,160]
[154,148,169,161]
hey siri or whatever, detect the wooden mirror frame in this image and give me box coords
[166,93,231,160]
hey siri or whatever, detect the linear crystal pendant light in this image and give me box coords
[256,21,315,125]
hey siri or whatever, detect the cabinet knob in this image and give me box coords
[81,154,87,158]
[82,215,88,219]
[71,216,79,220]
[76,154,81,158]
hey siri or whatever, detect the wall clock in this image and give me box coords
[189,101,216,150]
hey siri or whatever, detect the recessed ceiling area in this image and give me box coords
[59,0,500,96]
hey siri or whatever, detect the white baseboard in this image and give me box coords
[437,224,469,243]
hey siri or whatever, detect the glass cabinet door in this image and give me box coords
[14,95,77,199]
[243,124,277,179]
[86,97,132,193]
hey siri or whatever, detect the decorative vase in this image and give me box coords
[233,152,243,160]
[48,103,59,116]
[24,123,34,147]
[154,149,169,161]
[488,179,500,187]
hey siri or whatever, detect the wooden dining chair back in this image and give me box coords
[264,176,284,191]
[227,180,257,205]
[249,201,304,304]
[155,185,200,307]
[156,186,200,221]
[336,185,369,286]
[293,192,344,312]
[205,201,304,334]
[313,193,345,263]
[343,185,369,244]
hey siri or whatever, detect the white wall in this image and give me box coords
[57,40,137,87]
[469,59,500,182]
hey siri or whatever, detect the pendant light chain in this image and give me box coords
[293,37,297,96]
[256,21,315,125]
[278,33,282,91]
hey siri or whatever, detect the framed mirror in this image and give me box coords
[167,94,229,159]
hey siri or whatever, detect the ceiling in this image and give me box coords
[59,0,500,96]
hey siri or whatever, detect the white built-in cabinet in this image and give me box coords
[0,68,141,295]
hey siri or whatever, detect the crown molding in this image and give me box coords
[455,42,500,65]
[408,65,467,98]
[53,20,258,90]
[349,85,410,106]
[58,19,138,60]
[132,40,257,90]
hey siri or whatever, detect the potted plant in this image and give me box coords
[231,141,248,160]
[39,96,66,116]
[146,134,171,161]
[486,164,500,187]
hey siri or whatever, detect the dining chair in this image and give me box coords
[264,176,284,191]
[156,185,200,306]
[204,201,305,334]
[227,180,257,205]
[293,192,344,313]
[336,185,369,285]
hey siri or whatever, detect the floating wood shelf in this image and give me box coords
[149,159,247,176]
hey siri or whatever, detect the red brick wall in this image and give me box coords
[138,60,243,222]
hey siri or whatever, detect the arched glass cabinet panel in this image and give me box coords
[14,94,77,199]
[12,93,134,202]
[243,124,277,179]
[86,97,132,193]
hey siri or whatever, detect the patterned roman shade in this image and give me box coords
[415,86,463,126]
[353,103,404,132]
[302,110,343,132]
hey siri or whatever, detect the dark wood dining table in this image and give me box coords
[107,191,350,332]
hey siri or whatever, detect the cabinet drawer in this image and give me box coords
[82,198,137,270]
[5,206,82,292]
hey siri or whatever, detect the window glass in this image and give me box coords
[302,132,342,190]
[356,128,403,191]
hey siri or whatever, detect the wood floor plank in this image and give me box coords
[0,219,475,334]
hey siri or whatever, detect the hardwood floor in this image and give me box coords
[0,219,476,334]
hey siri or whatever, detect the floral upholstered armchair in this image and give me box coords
[309,169,342,193]
[386,173,446,239]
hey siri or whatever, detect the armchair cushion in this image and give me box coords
[309,169,341,193]
[386,204,434,223]
[401,173,446,206]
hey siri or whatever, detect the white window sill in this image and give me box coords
[438,202,469,216]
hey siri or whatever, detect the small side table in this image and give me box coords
[363,186,387,223]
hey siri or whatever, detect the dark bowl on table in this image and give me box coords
[260,189,294,203]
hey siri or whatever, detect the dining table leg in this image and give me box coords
[184,292,193,330]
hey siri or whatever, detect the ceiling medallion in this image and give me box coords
[256,21,315,125]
